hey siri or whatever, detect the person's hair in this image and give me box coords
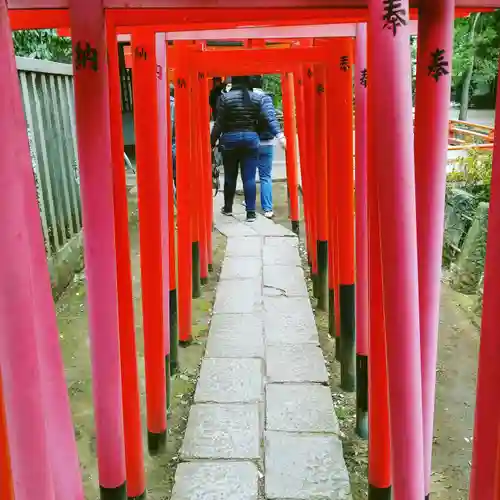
[230,75,252,105]
[249,75,263,89]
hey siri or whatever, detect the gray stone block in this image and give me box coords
[181,404,260,459]
[195,358,263,403]
[265,431,352,499]
[265,235,299,248]
[172,462,259,500]
[266,384,339,433]
[214,215,257,237]
[220,257,262,280]
[264,265,308,297]
[206,313,264,358]
[226,236,262,257]
[243,214,296,237]
[264,296,314,317]
[264,310,319,345]
[263,244,301,266]
[266,344,328,383]
[214,278,262,314]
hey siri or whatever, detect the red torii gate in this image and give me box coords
[1,2,500,500]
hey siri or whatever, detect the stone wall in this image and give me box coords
[444,187,489,313]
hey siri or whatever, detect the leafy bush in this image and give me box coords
[447,148,492,202]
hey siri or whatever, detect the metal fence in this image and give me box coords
[17,57,82,255]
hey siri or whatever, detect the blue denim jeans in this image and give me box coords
[220,131,260,212]
[258,144,274,212]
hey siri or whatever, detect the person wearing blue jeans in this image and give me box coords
[210,75,285,222]
[251,75,281,218]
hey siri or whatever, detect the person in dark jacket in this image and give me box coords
[251,75,278,218]
[210,75,285,222]
[209,77,224,121]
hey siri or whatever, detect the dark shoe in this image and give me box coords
[221,207,232,216]
[246,211,256,222]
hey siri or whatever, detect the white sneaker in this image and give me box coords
[264,211,274,219]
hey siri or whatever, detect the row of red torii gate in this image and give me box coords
[2,1,500,500]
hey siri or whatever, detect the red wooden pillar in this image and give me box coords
[198,71,214,273]
[325,55,341,359]
[156,32,172,408]
[165,50,179,373]
[191,70,202,299]
[107,22,145,496]
[303,64,319,297]
[332,38,356,392]
[414,1,454,497]
[355,23,369,439]
[131,28,167,454]
[470,55,500,500]
[293,69,313,264]
[196,70,209,286]
[369,0,425,498]
[175,45,194,343]
[314,64,329,312]
[0,376,13,500]
[0,24,55,483]
[367,39,392,497]
[281,72,300,235]
[69,0,127,496]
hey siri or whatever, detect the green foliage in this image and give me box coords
[263,74,282,109]
[13,29,72,63]
[447,148,493,203]
[452,12,500,93]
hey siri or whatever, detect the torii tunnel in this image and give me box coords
[2,1,500,500]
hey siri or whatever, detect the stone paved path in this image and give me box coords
[171,197,351,500]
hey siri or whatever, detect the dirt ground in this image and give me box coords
[57,191,226,500]
[57,180,480,499]
[265,181,480,500]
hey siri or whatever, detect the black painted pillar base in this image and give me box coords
[201,276,208,285]
[208,263,214,273]
[165,354,171,410]
[356,354,368,439]
[148,430,167,455]
[100,482,127,500]
[368,485,391,500]
[340,283,356,392]
[169,289,179,375]
[128,491,147,500]
[328,288,335,337]
[316,240,328,311]
[425,495,429,500]
[335,335,341,362]
[291,220,300,235]
[312,273,319,299]
[192,241,201,298]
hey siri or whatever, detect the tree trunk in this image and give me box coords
[459,13,481,121]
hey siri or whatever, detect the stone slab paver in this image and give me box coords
[266,344,329,383]
[265,235,299,248]
[264,296,318,345]
[226,236,262,257]
[264,310,319,345]
[265,431,352,499]
[266,384,339,433]
[172,462,259,500]
[220,257,262,280]
[263,243,301,266]
[205,313,264,358]
[195,358,263,403]
[214,278,262,314]
[181,403,260,459]
[264,265,308,297]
